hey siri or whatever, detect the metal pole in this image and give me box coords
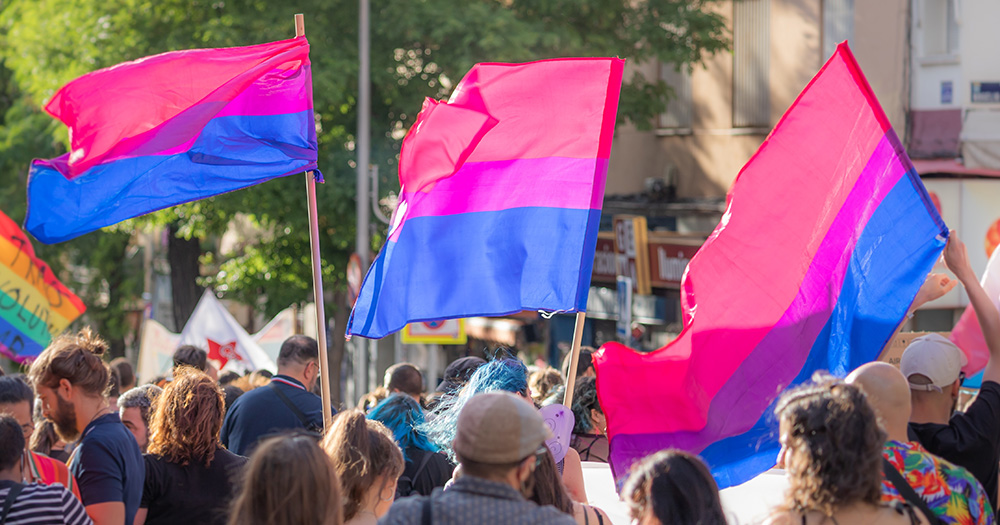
[296,13,334,432]
[356,0,372,398]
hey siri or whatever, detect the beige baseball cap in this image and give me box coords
[899,333,968,392]
[453,392,552,464]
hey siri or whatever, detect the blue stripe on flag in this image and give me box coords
[349,207,603,338]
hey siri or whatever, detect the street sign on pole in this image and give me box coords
[401,319,467,345]
[616,276,632,343]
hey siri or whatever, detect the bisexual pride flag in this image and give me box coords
[347,58,623,339]
[0,210,86,362]
[593,44,948,488]
[25,37,320,244]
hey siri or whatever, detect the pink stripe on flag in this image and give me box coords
[45,37,310,178]
[450,58,623,162]
[214,65,314,118]
[99,65,315,160]
[407,157,607,214]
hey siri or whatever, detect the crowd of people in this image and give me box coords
[0,233,998,525]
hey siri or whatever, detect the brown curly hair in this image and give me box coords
[775,373,886,517]
[146,367,224,467]
[321,409,404,520]
[529,367,563,404]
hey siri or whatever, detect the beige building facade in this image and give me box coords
[605,0,910,202]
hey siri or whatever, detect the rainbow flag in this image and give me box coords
[25,37,320,244]
[593,44,948,488]
[347,58,624,339]
[0,210,86,362]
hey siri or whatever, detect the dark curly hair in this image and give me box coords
[623,450,727,525]
[775,373,886,517]
[571,376,601,434]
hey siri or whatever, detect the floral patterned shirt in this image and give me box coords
[881,439,995,525]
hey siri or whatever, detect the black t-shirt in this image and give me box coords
[140,447,248,525]
[69,413,144,524]
[909,380,1000,511]
[396,447,454,498]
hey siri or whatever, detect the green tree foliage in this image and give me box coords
[0,0,728,339]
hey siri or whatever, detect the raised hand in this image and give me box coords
[912,272,959,309]
[944,231,975,283]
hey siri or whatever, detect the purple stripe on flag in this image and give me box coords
[215,65,314,118]
[401,157,608,217]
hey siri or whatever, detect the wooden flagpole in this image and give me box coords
[562,311,587,408]
[296,13,334,432]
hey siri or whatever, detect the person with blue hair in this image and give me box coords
[368,394,453,498]
[419,354,589,502]
[419,356,529,461]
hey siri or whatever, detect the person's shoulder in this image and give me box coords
[427,450,453,467]
[965,381,1000,406]
[929,451,990,492]
[88,414,137,444]
[30,450,71,474]
[19,481,73,501]
[908,420,950,442]
[281,382,321,404]
[233,385,271,404]
[979,380,1000,392]
[530,504,577,525]
[378,494,427,524]
[762,511,796,525]
[215,447,249,466]
[881,502,924,524]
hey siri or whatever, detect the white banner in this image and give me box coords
[178,290,275,373]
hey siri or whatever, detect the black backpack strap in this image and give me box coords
[421,496,433,525]
[269,383,317,430]
[410,451,435,485]
[1,483,25,525]
[397,450,437,499]
[882,457,942,525]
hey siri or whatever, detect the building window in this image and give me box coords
[921,0,960,56]
[823,0,854,59]
[658,64,692,129]
[733,0,770,128]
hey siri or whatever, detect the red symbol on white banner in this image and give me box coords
[207,339,242,368]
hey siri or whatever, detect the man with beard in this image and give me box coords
[29,328,143,525]
[0,376,80,499]
[902,233,1000,511]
